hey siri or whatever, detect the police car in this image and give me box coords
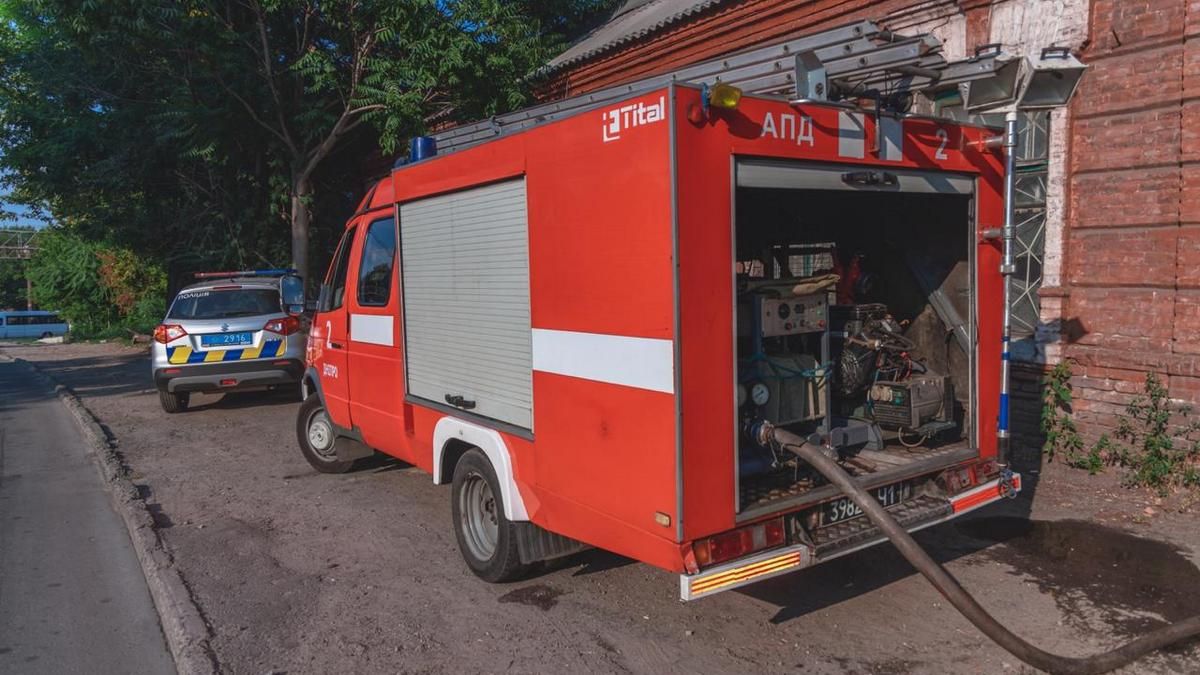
[151,270,306,413]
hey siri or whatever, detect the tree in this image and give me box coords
[26,229,167,336]
[193,0,615,282]
[0,259,28,310]
[0,0,617,286]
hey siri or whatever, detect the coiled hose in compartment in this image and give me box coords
[768,425,1200,674]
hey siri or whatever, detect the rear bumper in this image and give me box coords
[680,472,1021,601]
[153,358,304,394]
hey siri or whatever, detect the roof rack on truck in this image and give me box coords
[432,19,1018,155]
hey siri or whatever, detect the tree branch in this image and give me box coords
[252,0,299,156]
[214,76,294,151]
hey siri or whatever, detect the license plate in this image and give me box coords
[820,480,914,526]
[201,332,252,347]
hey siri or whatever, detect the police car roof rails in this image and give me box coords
[194,269,298,279]
[431,19,1013,155]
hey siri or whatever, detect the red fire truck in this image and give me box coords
[295,79,1021,600]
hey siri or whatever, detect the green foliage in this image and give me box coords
[1103,372,1200,494]
[95,247,167,331]
[1041,360,1085,463]
[0,259,29,310]
[0,0,617,283]
[26,229,166,336]
[1040,364,1200,489]
[1070,434,1107,475]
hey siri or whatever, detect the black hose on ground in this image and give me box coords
[771,426,1200,675]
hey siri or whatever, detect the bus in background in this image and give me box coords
[0,310,69,340]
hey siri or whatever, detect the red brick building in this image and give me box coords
[537,0,1197,449]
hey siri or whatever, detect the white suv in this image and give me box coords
[151,271,305,413]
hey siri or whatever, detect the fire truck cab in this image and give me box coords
[297,82,1020,600]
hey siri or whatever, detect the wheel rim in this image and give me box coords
[306,407,336,459]
[458,471,499,561]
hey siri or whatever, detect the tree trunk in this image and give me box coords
[290,175,312,287]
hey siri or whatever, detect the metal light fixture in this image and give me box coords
[959,45,1025,112]
[961,45,1087,113]
[1016,46,1087,109]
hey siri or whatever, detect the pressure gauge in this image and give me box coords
[737,384,748,407]
[751,382,770,406]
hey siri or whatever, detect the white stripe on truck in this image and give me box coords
[532,328,674,394]
[350,313,395,347]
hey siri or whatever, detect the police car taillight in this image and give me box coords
[263,316,301,336]
[153,324,187,344]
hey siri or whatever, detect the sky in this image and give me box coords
[0,184,49,229]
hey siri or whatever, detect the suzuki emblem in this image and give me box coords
[220,323,230,332]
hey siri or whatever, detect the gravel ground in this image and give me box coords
[6,341,1200,675]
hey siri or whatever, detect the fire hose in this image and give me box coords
[765,425,1200,674]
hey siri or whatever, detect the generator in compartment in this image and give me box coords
[734,185,976,515]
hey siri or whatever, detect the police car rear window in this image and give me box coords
[168,288,280,320]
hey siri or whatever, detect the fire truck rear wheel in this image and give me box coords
[451,449,528,583]
[296,395,354,474]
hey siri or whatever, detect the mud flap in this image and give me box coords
[513,522,589,564]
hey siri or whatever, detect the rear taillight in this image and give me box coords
[153,324,187,344]
[693,517,786,568]
[263,316,301,336]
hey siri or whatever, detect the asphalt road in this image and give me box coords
[0,360,175,675]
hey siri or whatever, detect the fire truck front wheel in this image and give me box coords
[451,449,528,583]
[296,396,354,474]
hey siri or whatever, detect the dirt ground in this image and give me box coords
[6,341,1200,674]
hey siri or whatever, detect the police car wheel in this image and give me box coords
[450,448,528,583]
[296,395,353,474]
[159,390,189,414]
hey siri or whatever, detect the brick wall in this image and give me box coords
[1060,0,1200,441]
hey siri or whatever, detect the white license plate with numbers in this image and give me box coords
[820,480,914,526]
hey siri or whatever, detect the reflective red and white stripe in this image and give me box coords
[950,473,1022,514]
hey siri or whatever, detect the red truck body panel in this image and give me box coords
[310,84,1008,578]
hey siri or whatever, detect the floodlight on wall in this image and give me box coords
[1016,46,1087,109]
[959,44,1025,112]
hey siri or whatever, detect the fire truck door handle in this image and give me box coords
[329,341,344,349]
[444,394,476,410]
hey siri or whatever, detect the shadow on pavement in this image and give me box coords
[15,353,150,399]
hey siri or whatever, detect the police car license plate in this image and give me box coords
[820,480,914,526]
[201,332,252,347]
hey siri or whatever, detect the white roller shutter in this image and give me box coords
[400,178,533,430]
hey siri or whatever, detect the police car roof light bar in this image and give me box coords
[194,268,298,279]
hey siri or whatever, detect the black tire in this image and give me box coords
[296,395,354,474]
[158,390,189,413]
[450,448,529,583]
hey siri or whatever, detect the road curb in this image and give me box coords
[8,354,219,675]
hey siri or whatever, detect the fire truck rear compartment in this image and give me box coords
[734,180,976,517]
